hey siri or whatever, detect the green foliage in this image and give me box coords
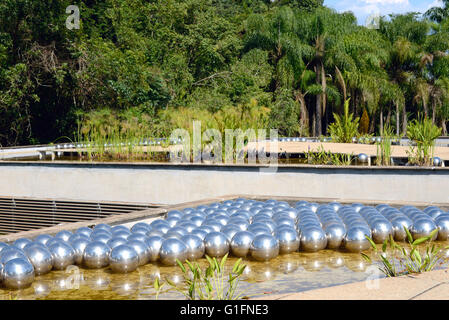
[376,125,394,166]
[305,145,353,165]
[155,254,249,300]
[0,0,449,148]
[406,116,442,166]
[328,99,360,143]
[361,227,448,277]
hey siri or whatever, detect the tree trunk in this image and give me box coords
[402,104,407,137]
[295,92,309,136]
[386,108,391,129]
[395,102,400,136]
[380,109,383,135]
[432,100,436,124]
[442,119,447,136]
[315,64,322,137]
[321,63,327,135]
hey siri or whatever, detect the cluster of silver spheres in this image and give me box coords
[1,198,448,290]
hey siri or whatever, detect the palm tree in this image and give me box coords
[425,0,449,23]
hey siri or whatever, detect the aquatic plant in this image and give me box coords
[361,227,448,277]
[406,116,442,166]
[154,253,249,300]
[305,145,353,165]
[328,99,360,143]
[375,125,394,166]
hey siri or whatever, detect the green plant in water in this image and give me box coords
[306,145,353,165]
[328,99,360,143]
[154,253,249,300]
[376,125,394,166]
[361,227,448,277]
[406,116,442,166]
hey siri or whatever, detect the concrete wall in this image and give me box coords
[0,162,448,205]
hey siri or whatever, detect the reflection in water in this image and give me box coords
[0,240,447,299]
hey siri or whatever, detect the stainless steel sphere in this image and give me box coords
[0,248,28,264]
[181,235,205,260]
[83,241,111,269]
[250,234,279,261]
[204,232,230,257]
[48,242,76,270]
[3,258,35,289]
[126,240,151,266]
[75,227,93,238]
[221,224,241,242]
[410,219,438,240]
[0,241,9,254]
[275,228,299,254]
[107,237,128,249]
[24,244,53,275]
[13,238,33,250]
[358,153,369,163]
[390,216,413,241]
[300,228,327,252]
[112,230,131,240]
[127,234,149,243]
[159,238,188,266]
[325,224,346,249]
[435,216,449,241]
[94,223,112,233]
[71,238,90,265]
[230,231,255,257]
[190,228,209,240]
[90,233,112,244]
[131,222,151,232]
[109,245,139,273]
[146,236,164,262]
[370,220,394,244]
[55,230,73,242]
[344,227,371,252]
[112,225,130,233]
[432,157,442,166]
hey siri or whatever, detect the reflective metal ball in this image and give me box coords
[24,244,53,275]
[325,224,346,249]
[410,219,438,240]
[250,234,279,261]
[55,230,73,242]
[230,231,255,257]
[344,227,371,252]
[109,245,139,273]
[146,236,164,262]
[107,237,128,249]
[159,238,188,266]
[83,241,111,269]
[48,242,75,270]
[3,258,35,289]
[0,247,28,264]
[13,238,33,250]
[204,232,230,257]
[127,240,151,266]
[300,228,327,252]
[275,228,299,254]
[71,238,90,265]
[75,227,93,238]
[181,235,205,260]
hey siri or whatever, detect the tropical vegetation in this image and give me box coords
[1,0,449,147]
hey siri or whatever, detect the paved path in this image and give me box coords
[252,269,449,300]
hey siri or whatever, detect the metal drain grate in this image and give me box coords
[0,197,156,234]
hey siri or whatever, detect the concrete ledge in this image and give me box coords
[0,162,448,205]
[252,269,449,300]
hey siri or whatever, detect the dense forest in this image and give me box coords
[0,0,449,147]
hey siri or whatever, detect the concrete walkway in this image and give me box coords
[253,269,449,300]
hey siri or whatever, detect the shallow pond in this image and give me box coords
[1,243,448,300]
